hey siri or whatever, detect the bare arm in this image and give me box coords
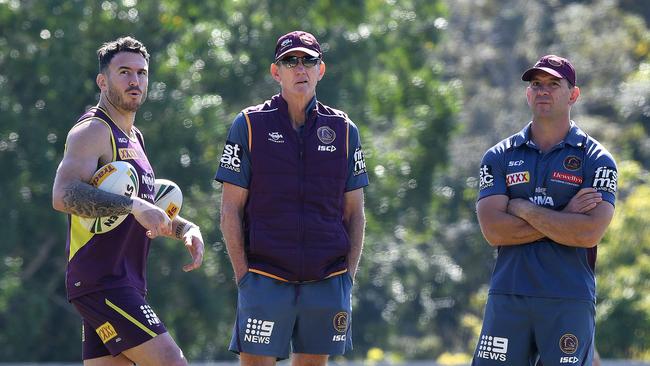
[220,182,249,283]
[168,215,204,272]
[52,119,171,237]
[508,198,614,248]
[343,188,366,280]
[476,195,546,247]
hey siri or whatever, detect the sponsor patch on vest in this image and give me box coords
[268,132,284,143]
[551,171,583,186]
[96,322,118,344]
[317,126,336,144]
[220,140,242,173]
[506,171,530,186]
[592,166,617,194]
[479,165,494,190]
[353,146,367,176]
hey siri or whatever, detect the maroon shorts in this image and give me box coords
[71,287,167,360]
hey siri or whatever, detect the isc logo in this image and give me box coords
[318,145,336,152]
[560,356,579,364]
[332,334,346,342]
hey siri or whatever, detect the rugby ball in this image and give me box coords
[79,161,139,233]
[153,179,183,220]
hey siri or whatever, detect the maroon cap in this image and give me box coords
[522,55,576,86]
[274,31,322,62]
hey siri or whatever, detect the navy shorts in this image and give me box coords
[472,294,595,366]
[71,287,167,359]
[229,272,353,359]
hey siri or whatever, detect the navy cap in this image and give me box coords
[274,31,322,62]
[522,55,576,86]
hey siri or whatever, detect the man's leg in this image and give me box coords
[121,332,187,366]
[291,353,328,366]
[84,354,134,366]
[240,353,277,366]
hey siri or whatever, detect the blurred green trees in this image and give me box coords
[1,0,649,362]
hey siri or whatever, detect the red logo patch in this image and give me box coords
[552,171,583,185]
[506,171,530,186]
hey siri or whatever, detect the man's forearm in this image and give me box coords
[345,212,365,279]
[220,213,248,281]
[62,181,132,218]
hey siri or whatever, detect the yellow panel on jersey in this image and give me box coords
[69,215,95,261]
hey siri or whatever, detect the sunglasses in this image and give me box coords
[276,55,321,68]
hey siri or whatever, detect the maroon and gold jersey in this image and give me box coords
[65,106,155,300]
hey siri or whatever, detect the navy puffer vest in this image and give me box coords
[244,94,350,282]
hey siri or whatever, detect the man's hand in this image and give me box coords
[182,226,204,272]
[131,197,172,238]
[562,187,602,214]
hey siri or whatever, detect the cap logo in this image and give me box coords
[300,34,314,45]
[280,39,292,49]
[547,56,563,67]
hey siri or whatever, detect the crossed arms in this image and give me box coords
[477,187,614,248]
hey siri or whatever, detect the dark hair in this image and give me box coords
[97,36,150,73]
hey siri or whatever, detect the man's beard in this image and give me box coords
[106,80,147,112]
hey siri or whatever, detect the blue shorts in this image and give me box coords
[71,287,167,359]
[229,272,353,359]
[472,294,595,366]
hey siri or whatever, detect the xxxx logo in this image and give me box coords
[506,171,530,187]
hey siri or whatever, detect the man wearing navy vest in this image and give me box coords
[216,30,369,366]
[472,55,616,365]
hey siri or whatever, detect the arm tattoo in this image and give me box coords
[62,181,132,218]
[174,218,190,239]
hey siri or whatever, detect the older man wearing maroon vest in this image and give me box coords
[215,30,369,366]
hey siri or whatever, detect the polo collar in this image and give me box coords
[513,121,587,149]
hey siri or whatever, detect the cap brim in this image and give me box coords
[521,67,564,81]
[275,47,320,61]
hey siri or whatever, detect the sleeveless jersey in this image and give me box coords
[65,106,156,300]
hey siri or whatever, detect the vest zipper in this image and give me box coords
[298,132,305,280]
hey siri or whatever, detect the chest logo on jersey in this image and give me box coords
[118,148,143,160]
[508,160,524,167]
[317,126,336,144]
[563,155,582,171]
[268,132,285,143]
[551,171,583,186]
[506,171,530,187]
[117,137,128,143]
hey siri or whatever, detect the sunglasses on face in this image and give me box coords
[276,55,321,68]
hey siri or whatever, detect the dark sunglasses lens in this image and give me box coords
[279,56,320,68]
[303,57,320,67]
[281,56,299,67]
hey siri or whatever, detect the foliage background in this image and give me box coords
[1,0,649,361]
